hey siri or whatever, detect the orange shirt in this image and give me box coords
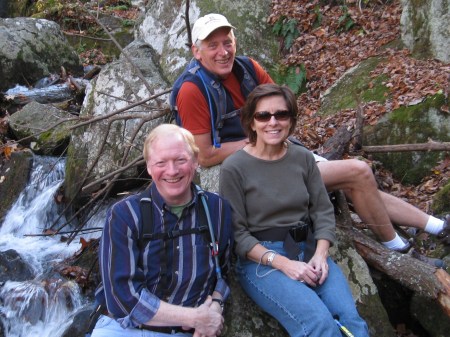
[176,58,273,135]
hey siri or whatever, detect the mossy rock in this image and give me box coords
[363,94,449,185]
[431,180,450,215]
[8,101,76,156]
[318,56,389,117]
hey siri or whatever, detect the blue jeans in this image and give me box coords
[236,241,369,337]
[90,315,193,337]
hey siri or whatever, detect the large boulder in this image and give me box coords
[64,42,169,205]
[0,18,83,91]
[136,0,279,83]
[8,101,76,156]
[400,0,450,62]
[363,94,450,185]
[318,56,450,185]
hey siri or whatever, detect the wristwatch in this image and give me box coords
[267,252,276,267]
[212,298,224,309]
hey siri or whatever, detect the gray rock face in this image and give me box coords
[400,0,450,62]
[64,43,169,203]
[8,101,75,155]
[0,18,83,91]
[136,0,279,83]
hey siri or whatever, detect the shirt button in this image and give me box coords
[175,271,179,275]
[176,246,180,250]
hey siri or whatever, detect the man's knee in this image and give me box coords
[345,159,375,182]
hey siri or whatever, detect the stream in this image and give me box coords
[0,156,102,337]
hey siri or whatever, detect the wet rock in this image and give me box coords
[0,150,33,221]
[0,249,34,283]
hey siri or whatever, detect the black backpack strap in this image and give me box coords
[138,196,153,250]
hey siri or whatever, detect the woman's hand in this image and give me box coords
[277,258,320,286]
[307,239,330,285]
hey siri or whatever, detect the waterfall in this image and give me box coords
[0,156,101,337]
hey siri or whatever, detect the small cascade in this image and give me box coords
[0,156,98,337]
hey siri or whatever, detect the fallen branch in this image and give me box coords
[349,226,450,317]
[82,156,145,192]
[361,140,450,153]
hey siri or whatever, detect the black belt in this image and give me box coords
[138,325,195,334]
[253,227,290,242]
[97,306,194,334]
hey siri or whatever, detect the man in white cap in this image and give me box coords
[170,13,448,267]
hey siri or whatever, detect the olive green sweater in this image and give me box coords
[219,144,336,259]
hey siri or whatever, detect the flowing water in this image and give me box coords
[0,156,101,337]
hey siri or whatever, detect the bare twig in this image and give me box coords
[82,157,145,192]
[63,31,111,41]
[68,88,172,129]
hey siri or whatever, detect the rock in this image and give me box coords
[0,0,28,18]
[0,17,83,91]
[0,150,33,221]
[400,0,450,62]
[318,56,449,185]
[0,249,35,282]
[8,101,76,156]
[135,0,279,83]
[363,94,450,185]
[61,305,95,337]
[432,180,450,215]
[64,42,169,205]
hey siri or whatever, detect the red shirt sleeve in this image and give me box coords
[176,81,212,135]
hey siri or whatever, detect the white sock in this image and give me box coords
[382,233,409,251]
[424,216,445,235]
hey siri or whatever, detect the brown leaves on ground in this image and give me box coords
[270,0,449,213]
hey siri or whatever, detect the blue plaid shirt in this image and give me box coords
[95,183,233,328]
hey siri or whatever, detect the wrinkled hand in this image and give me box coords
[192,296,224,337]
[308,253,329,285]
[280,259,321,287]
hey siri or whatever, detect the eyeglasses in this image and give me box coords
[253,110,292,122]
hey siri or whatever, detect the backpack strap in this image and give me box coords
[138,196,153,250]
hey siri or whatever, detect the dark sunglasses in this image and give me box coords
[253,110,292,122]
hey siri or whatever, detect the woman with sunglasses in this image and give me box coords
[219,83,368,337]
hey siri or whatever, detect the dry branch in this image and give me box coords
[68,88,172,129]
[361,141,450,153]
[348,227,450,317]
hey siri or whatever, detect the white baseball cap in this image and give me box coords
[191,14,235,43]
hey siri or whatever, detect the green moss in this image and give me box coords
[431,181,450,215]
[319,56,388,116]
[363,93,449,185]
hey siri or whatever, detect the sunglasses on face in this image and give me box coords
[253,110,292,122]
